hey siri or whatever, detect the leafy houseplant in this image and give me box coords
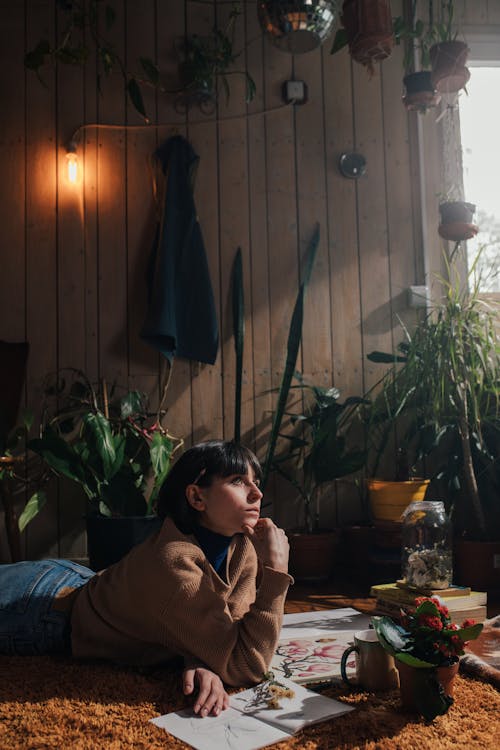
[330,0,394,74]
[365,257,500,543]
[18,371,183,528]
[177,3,256,114]
[273,375,368,534]
[25,0,255,122]
[373,597,483,720]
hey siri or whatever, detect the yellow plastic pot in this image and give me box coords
[367,479,429,522]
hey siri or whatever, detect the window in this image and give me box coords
[459,68,500,293]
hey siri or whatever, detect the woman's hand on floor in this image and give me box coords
[182,666,230,717]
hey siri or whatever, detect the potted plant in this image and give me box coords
[18,370,183,570]
[438,199,479,242]
[394,1,469,95]
[366,256,500,588]
[25,1,255,122]
[373,597,483,720]
[331,0,394,74]
[428,0,470,93]
[176,4,256,114]
[392,6,441,113]
[271,374,368,581]
[0,412,48,563]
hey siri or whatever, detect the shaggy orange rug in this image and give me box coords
[0,654,498,750]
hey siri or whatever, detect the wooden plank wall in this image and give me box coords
[0,0,495,561]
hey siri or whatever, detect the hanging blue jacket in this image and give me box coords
[141,135,219,365]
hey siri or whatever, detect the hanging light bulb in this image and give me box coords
[258,0,338,54]
[66,142,78,184]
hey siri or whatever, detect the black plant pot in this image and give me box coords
[86,515,163,571]
[438,201,478,241]
[402,71,440,112]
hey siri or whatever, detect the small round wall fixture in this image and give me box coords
[339,152,366,179]
[258,0,338,55]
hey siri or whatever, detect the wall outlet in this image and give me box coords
[408,285,429,308]
[282,80,307,105]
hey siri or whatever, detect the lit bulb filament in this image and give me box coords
[66,151,78,183]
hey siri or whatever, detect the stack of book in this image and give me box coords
[370,580,488,625]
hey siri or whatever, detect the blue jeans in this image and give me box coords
[0,559,95,655]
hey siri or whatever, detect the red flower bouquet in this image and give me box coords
[374,597,483,668]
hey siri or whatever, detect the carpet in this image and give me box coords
[0,655,499,750]
[459,616,500,689]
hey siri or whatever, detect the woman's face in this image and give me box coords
[192,464,262,536]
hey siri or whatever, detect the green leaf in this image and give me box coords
[372,616,409,656]
[395,652,435,668]
[232,247,244,443]
[98,500,112,517]
[24,39,51,70]
[55,46,88,65]
[139,56,159,85]
[302,223,320,286]
[18,491,47,532]
[245,74,256,103]
[99,46,115,75]
[219,75,230,104]
[455,622,483,641]
[262,225,320,489]
[82,411,116,480]
[120,391,145,419]
[148,431,173,512]
[111,432,126,477]
[330,28,348,55]
[127,77,149,122]
[28,427,88,485]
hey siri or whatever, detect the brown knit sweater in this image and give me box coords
[71,518,292,686]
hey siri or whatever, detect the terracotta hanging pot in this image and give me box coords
[341,0,394,72]
[397,660,459,719]
[430,40,470,93]
[402,71,441,112]
[438,201,479,241]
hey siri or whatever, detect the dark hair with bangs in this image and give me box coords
[157,440,262,533]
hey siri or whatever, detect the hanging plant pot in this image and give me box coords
[341,0,394,73]
[430,40,470,93]
[402,71,441,112]
[438,201,479,241]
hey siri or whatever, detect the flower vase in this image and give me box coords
[397,660,459,721]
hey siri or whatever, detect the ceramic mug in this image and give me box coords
[340,629,399,692]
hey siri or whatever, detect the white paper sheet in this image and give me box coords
[151,707,290,750]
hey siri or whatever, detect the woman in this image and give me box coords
[0,441,292,717]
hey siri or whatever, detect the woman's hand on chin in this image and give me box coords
[242,518,289,574]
